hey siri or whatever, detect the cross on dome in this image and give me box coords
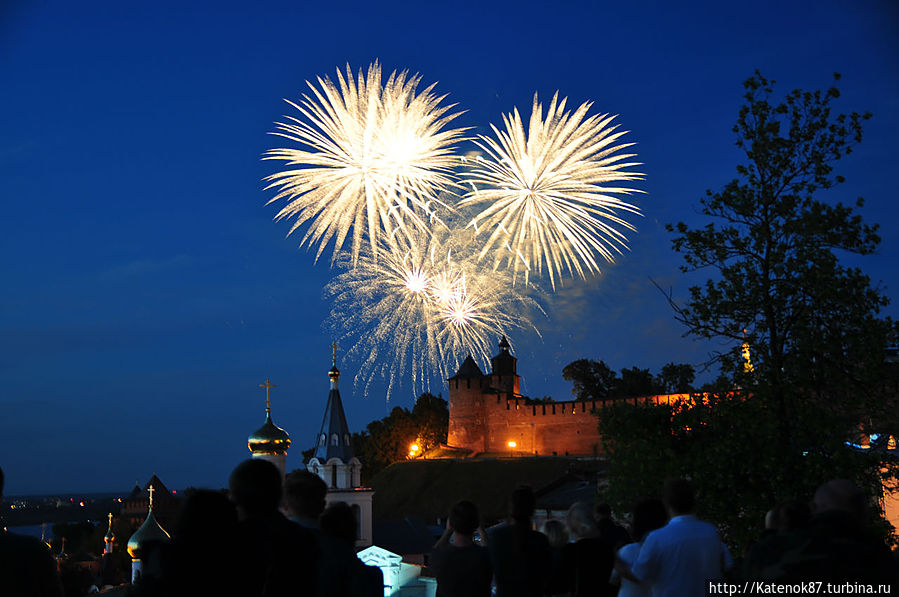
[259,379,276,411]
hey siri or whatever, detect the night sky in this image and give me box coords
[2,1,897,496]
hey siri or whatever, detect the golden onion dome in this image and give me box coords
[248,412,290,455]
[126,510,170,559]
[104,513,115,543]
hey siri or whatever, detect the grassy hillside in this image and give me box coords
[370,457,600,523]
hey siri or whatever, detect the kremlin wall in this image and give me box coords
[445,337,686,456]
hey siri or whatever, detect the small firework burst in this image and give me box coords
[325,226,542,398]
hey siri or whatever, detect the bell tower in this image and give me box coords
[305,343,373,547]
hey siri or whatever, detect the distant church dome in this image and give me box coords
[126,487,170,559]
[248,413,290,455]
[248,379,290,456]
[104,514,115,543]
[126,511,169,559]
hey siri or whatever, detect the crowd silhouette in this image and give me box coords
[2,463,896,597]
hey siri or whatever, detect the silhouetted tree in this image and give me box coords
[353,392,449,482]
[613,366,661,398]
[562,359,617,400]
[655,362,696,393]
[600,71,898,548]
[411,392,449,451]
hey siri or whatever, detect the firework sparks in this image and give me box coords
[461,93,644,288]
[325,226,542,398]
[264,62,466,264]
[265,67,646,397]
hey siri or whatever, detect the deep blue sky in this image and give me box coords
[1,1,897,495]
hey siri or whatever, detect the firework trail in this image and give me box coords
[325,225,543,398]
[461,93,643,288]
[264,62,466,265]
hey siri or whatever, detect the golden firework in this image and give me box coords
[265,62,466,264]
[461,93,643,288]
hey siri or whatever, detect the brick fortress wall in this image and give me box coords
[446,339,685,456]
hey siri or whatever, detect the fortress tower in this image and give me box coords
[446,337,682,456]
[447,336,521,453]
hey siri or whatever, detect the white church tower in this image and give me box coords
[306,343,374,547]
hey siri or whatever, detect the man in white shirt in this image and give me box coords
[624,478,732,597]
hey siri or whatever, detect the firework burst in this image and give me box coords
[325,226,542,398]
[266,67,646,397]
[264,62,466,264]
[461,93,643,288]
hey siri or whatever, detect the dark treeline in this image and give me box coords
[324,393,449,483]
[561,359,704,401]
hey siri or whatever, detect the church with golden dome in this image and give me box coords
[246,346,374,547]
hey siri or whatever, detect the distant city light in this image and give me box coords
[507,441,517,449]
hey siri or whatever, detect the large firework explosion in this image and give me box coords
[461,93,643,289]
[267,64,643,398]
[264,62,466,265]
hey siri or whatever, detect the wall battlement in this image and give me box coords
[446,339,687,456]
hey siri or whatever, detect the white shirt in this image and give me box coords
[631,515,732,597]
[614,541,652,597]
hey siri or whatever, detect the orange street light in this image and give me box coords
[409,443,420,458]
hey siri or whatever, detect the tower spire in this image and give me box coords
[328,342,341,388]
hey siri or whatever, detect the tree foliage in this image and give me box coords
[657,362,696,393]
[600,71,898,548]
[665,71,892,432]
[563,359,619,400]
[598,393,882,549]
[563,359,695,400]
[353,392,448,482]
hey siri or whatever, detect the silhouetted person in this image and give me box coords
[319,502,383,597]
[430,500,492,597]
[0,466,64,597]
[152,489,241,597]
[596,502,631,551]
[750,479,895,584]
[562,501,615,597]
[611,498,667,597]
[284,470,327,530]
[542,519,569,597]
[285,469,370,597]
[229,459,319,597]
[488,485,552,597]
[618,478,732,597]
